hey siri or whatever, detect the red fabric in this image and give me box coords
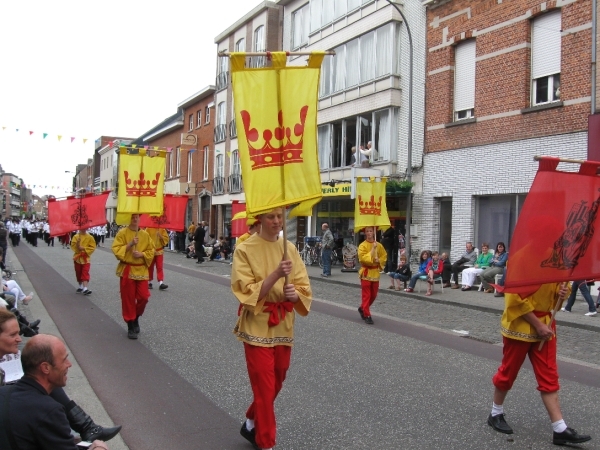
[425,259,444,275]
[244,343,291,449]
[119,266,150,322]
[231,202,247,238]
[139,195,189,231]
[492,327,559,393]
[48,193,110,237]
[263,301,294,327]
[360,279,379,317]
[505,157,600,296]
[148,254,164,282]
[74,262,90,282]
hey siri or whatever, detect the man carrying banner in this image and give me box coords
[70,228,96,295]
[112,214,155,340]
[487,283,591,445]
[357,226,387,325]
[145,227,169,290]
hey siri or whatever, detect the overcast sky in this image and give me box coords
[0,0,261,196]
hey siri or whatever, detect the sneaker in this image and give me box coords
[148,283,153,289]
[584,311,597,316]
[76,288,83,293]
[404,288,414,293]
[83,290,92,295]
[364,316,374,325]
[159,284,168,290]
[560,307,571,313]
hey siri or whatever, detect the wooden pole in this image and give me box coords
[533,155,587,164]
[218,50,335,57]
[282,209,289,286]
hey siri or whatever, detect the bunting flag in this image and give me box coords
[354,177,390,232]
[502,157,600,296]
[137,194,189,231]
[47,192,110,237]
[117,148,166,216]
[230,51,324,217]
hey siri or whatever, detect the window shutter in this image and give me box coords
[454,40,476,112]
[532,11,561,79]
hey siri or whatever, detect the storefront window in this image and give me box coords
[476,194,527,249]
[316,198,355,246]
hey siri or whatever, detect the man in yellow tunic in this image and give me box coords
[145,227,169,290]
[70,228,96,295]
[231,208,311,450]
[488,283,591,445]
[112,214,155,340]
[357,226,387,325]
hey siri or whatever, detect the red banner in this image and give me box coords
[231,202,247,238]
[504,157,600,295]
[48,192,109,237]
[139,195,189,231]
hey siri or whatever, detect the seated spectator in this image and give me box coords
[440,252,451,286]
[388,254,411,290]
[494,266,507,297]
[404,250,432,293]
[209,235,220,261]
[461,243,493,291]
[424,251,444,296]
[220,237,231,260]
[185,240,197,259]
[2,279,34,308]
[448,242,478,289]
[562,280,598,316]
[481,242,508,293]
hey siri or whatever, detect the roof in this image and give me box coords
[132,108,185,144]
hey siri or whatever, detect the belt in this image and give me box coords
[263,301,294,327]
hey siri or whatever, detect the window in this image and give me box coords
[250,26,265,68]
[176,147,181,177]
[189,114,194,131]
[214,154,225,194]
[454,40,476,121]
[187,151,193,183]
[311,0,373,32]
[531,11,561,105]
[229,150,242,193]
[216,57,229,91]
[168,151,175,179]
[214,102,227,143]
[197,110,202,128]
[438,199,452,258]
[205,105,211,124]
[203,146,209,180]
[235,38,245,52]
[476,195,527,249]
[292,4,310,49]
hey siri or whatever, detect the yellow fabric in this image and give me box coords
[231,233,312,347]
[237,232,251,244]
[111,227,155,280]
[145,227,169,255]
[188,224,196,234]
[230,51,324,217]
[70,233,96,264]
[500,283,571,342]
[354,178,390,232]
[357,240,387,281]
[117,148,165,215]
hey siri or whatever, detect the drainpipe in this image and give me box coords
[592,0,597,114]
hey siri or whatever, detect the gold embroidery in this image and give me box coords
[501,326,543,341]
[234,328,294,345]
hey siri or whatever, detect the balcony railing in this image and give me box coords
[229,119,237,138]
[214,124,227,143]
[228,173,242,193]
[216,71,229,91]
[213,176,225,195]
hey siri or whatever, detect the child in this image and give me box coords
[425,251,444,296]
[388,255,412,290]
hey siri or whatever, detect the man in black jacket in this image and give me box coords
[194,224,206,264]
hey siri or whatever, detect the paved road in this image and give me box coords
[9,241,600,449]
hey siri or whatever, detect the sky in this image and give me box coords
[0,0,262,196]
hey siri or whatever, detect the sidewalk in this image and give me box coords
[5,248,128,450]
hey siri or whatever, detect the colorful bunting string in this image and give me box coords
[0,125,89,144]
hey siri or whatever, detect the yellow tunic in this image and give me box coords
[357,240,387,281]
[231,233,312,347]
[70,233,96,264]
[237,232,251,245]
[500,283,571,342]
[145,228,169,256]
[112,227,155,280]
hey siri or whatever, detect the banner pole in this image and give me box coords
[533,155,588,164]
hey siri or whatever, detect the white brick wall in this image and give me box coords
[419,132,588,261]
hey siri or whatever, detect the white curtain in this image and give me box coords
[333,45,345,92]
[375,109,390,161]
[322,0,334,26]
[319,53,331,97]
[348,0,361,11]
[346,39,359,87]
[360,31,375,83]
[310,0,322,32]
[318,125,330,169]
[376,24,392,78]
[334,0,347,20]
[235,38,245,52]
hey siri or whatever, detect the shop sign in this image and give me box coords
[321,183,351,197]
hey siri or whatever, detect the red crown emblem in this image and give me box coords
[125,171,160,197]
[240,106,308,170]
[358,195,382,216]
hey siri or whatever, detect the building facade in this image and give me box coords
[1,173,23,219]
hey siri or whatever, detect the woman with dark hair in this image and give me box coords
[404,250,432,293]
[481,242,508,293]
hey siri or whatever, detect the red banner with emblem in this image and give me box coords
[48,192,109,237]
[503,157,600,296]
[231,201,247,238]
[139,195,189,231]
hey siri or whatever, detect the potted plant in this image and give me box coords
[396,180,415,193]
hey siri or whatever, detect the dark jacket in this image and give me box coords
[381,227,398,250]
[194,227,206,250]
[0,377,78,450]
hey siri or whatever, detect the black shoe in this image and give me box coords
[196,260,203,264]
[553,427,591,445]
[358,307,365,320]
[66,403,122,442]
[127,321,138,339]
[83,290,92,295]
[76,288,83,293]
[159,283,168,290]
[487,413,513,434]
[148,283,153,289]
[364,316,374,325]
[29,319,41,329]
[133,317,140,334]
[240,422,258,449]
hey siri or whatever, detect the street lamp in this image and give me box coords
[385,0,413,261]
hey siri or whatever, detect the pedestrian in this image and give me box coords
[381,224,398,273]
[145,227,169,290]
[194,223,206,264]
[111,214,154,339]
[357,226,387,325]
[231,207,312,450]
[320,222,334,278]
[0,223,7,261]
[70,227,96,295]
[488,283,592,445]
[561,280,598,316]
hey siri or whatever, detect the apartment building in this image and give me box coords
[1,173,23,218]
[422,0,593,260]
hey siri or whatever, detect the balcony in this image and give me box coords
[213,176,225,195]
[228,173,242,193]
[214,124,227,143]
[216,71,228,91]
[229,119,237,138]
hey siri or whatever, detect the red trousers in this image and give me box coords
[360,279,379,317]
[244,343,291,449]
[492,330,559,393]
[74,262,90,282]
[119,277,150,322]
[148,254,164,282]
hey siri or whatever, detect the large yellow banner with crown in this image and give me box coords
[117,148,165,216]
[230,52,324,217]
[354,178,390,232]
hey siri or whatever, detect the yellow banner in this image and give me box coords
[117,149,165,215]
[354,178,390,232]
[230,51,325,217]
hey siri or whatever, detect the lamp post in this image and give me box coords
[385,0,413,261]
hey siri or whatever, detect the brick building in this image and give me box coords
[421,0,593,260]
